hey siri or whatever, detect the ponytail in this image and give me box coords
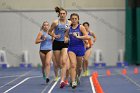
[54,6,67,17]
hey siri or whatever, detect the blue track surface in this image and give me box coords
[0,66,140,93]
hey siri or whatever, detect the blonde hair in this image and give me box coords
[40,21,49,31]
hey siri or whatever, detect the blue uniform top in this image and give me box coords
[68,24,84,47]
[40,31,52,50]
[88,31,92,36]
[54,20,69,41]
[88,31,94,41]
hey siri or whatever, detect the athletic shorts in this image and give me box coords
[40,50,51,54]
[53,40,68,51]
[68,46,85,57]
[86,47,91,51]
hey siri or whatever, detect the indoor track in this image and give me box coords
[0,66,140,93]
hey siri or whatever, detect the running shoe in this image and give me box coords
[54,76,59,82]
[82,71,86,76]
[85,70,90,76]
[43,73,46,80]
[46,78,50,84]
[76,75,80,85]
[60,81,65,88]
[71,81,77,89]
[64,80,69,85]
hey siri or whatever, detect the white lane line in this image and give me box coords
[98,73,120,77]
[41,79,55,93]
[115,69,140,88]
[89,77,96,93]
[48,77,60,93]
[41,85,49,93]
[123,75,140,88]
[3,77,30,93]
[0,75,19,78]
[3,75,49,93]
[0,71,31,89]
[29,75,42,79]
